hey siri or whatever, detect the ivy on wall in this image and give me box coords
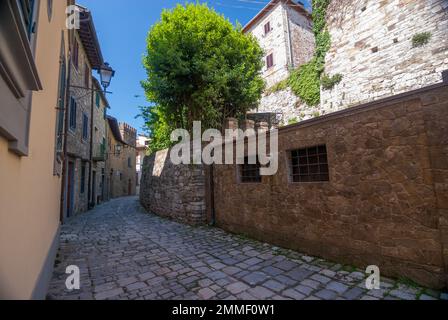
[321,73,343,90]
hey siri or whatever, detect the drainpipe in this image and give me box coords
[87,74,94,209]
[60,31,73,224]
[209,164,216,226]
[285,7,294,68]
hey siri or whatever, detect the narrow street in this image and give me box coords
[47,197,439,300]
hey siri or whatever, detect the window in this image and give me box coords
[72,40,79,69]
[290,145,329,183]
[69,97,77,130]
[266,53,274,69]
[95,92,100,108]
[128,157,132,168]
[240,156,262,183]
[0,0,41,156]
[84,63,90,88]
[80,163,86,194]
[264,21,271,35]
[82,113,89,140]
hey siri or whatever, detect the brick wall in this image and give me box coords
[140,148,207,226]
[213,83,448,289]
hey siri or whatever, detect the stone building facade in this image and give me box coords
[106,117,137,199]
[61,5,113,219]
[136,134,150,195]
[243,0,315,125]
[321,0,448,111]
[243,0,315,87]
[64,29,96,217]
[90,78,109,205]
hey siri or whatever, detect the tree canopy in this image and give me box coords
[141,3,265,153]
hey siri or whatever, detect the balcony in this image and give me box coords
[93,143,106,162]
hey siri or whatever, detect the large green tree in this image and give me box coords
[141,3,265,152]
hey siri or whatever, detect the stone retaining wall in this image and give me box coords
[213,82,448,289]
[140,149,207,226]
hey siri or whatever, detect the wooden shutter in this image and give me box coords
[264,22,271,35]
[266,54,274,69]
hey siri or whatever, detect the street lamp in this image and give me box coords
[99,62,115,92]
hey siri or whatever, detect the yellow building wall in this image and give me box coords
[0,1,70,299]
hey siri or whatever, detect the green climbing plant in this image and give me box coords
[287,0,338,105]
[321,73,343,90]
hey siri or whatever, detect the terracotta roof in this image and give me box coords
[242,0,312,33]
[77,5,104,69]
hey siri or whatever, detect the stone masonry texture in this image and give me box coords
[213,83,448,289]
[47,197,445,300]
[245,1,315,88]
[321,0,448,111]
[140,148,207,226]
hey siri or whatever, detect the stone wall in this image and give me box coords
[245,1,314,88]
[65,32,93,216]
[140,149,207,226]
[286,2,315,69]
[256,88,323,125]
[212,82,448,289]
[321,0,448,110]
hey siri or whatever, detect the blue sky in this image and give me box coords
[79,0,311,134]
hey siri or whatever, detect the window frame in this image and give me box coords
[266,53,274,69]
[264,21,272,35]
[288,145,330,183]
[82,113,89,141]
[69,97,77,131]
[0,0,42,156]
[238,156,262,184]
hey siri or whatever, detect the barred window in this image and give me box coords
[290,145,329,183]
[240,156,262,183]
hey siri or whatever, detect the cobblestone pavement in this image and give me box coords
[48,197,445,300]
